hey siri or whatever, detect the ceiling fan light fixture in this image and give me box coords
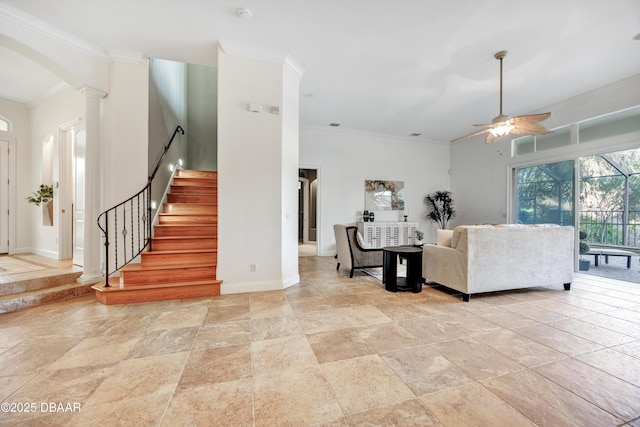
[489,123,514,137]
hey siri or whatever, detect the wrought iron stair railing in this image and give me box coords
[97,125,184,287]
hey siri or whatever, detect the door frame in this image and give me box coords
[58,119,83,261]
[0,135,17,254]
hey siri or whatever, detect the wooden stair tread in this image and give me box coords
[121,262,215,272]
[144,248,217,255]
[97,279,222,291]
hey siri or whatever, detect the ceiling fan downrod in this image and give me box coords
[495,50,507,117]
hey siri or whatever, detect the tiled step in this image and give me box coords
[0,271,83,296]
[153,224,216,238]
[151,236,217,251]
[158,213,217,224]
[140,248,217,267]
[162,203,217,214]
[167,193,217,204]
[92,279,221,305]
[119,263,216,285]
[0,281,93,314]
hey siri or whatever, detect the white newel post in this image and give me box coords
[77,87,106,284]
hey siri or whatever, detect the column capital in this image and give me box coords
[80,86,107,99]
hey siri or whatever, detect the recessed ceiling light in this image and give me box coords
[329,123,341,127]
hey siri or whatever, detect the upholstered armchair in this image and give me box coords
[333,224,384,277]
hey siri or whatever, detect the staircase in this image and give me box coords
[92,170,222,305]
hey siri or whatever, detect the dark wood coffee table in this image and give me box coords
[382,245,423,293]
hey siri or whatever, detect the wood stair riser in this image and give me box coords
[121,265,217,285]
[159,214,217,224]
[172,177,216,187]
[167,194,217,204]
[170,185,217,195]
[153,225,216,238]
[141,251,217,267]
[163,204,217,214]
[152,237,217,251]
[93,282,220,305]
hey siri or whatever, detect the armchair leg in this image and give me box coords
[462,294,470,302]
[563,283,571,290]
[336,262,340,270]
[350,269,354,278]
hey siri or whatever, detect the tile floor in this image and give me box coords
[0,255,639,426]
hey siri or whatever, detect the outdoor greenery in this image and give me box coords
[517,147,640,248]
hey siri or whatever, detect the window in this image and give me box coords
[514,160,575,226]
[0,116,10,132]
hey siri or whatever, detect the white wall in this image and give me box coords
[148,58,188,211]
[451,73,640,226]
[0,97,29,253]
[28,86,84,257]
[186,64,218,171]
[300,127,450,255]
[102,61,149,207]
[217,49,301,293]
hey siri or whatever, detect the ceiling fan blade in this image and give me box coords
[472,123,495,128]
[511,112,551,124]
[450,128,490,143]
[511,123,553,136]
[510,112,553,135]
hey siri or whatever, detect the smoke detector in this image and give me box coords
[237,8,252,19]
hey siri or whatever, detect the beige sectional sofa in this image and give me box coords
[422,224,574,301]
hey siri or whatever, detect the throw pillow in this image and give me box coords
[356,231,368,248]
[436,229,453,247]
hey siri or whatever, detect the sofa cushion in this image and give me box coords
[450,226,465,249]
[356,231,368,248]
[436,229,454,247]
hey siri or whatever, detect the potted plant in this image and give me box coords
[415,230,424,245]
[424,190,456,229]
[579,230,590,271]
[26,184,53,206]
[26,184,54,226]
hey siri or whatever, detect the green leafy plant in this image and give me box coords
[415,230,424,241]
[425,190,456,229]
[26,184,53,206]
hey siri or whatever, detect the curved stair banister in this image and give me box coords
[97,125,184,287]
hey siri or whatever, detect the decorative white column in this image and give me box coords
[77,86,106,284]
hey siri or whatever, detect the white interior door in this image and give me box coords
[0,140,8,253]
[72,129,86,266]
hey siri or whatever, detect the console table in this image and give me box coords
[358,221,418,248]
[383,245,423,293]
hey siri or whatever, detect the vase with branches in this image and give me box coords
[424,190,456,229]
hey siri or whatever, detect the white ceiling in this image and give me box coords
[1,0,639,141]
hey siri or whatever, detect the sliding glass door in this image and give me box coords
[514,160,575,226]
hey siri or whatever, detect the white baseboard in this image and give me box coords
[221,279,289,295]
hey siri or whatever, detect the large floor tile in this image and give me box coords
[321,354,415,415]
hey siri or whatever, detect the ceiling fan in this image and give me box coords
[451,50,552,143]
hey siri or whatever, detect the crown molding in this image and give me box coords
[107,49,145,64]
[0,1,110,62]
[27,81,70,108]
[218,40,305,73]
